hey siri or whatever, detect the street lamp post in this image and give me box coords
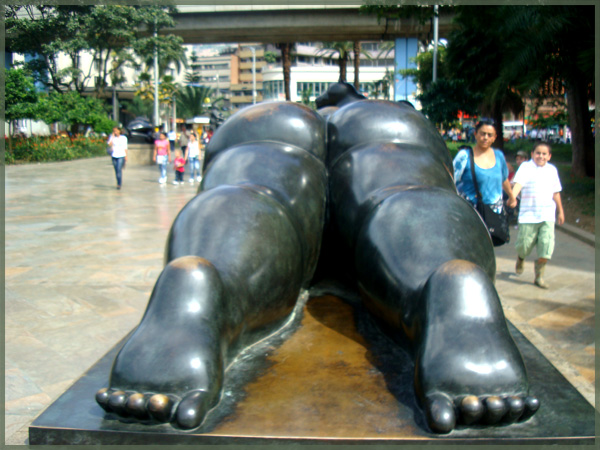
[432,5,439,83]
[249,46,257,104]
[172,95,176,134]
[154,19,160,130]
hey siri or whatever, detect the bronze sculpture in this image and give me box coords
[96,84,538,434]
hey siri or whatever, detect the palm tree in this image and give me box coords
[317,41,354,82]
[176,85,214,119]
[353,41,361,89]
[122,95,153,119]
[276,43,295,101]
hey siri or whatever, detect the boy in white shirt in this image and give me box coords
[512,142,564,288]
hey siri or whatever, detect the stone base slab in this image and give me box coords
[29,295,595,445]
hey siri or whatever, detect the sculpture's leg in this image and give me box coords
[96,183,309,429]
[352,188,539,433]
[415,260,539,433]
[96,103,327,431]
[96,256,227,429]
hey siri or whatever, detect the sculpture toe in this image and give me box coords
[504,396,525,423]
[520,395,540,421]
[460,395,484,425]
[482,396,507,424]
[147,394,175,423]
[176,390,212,429]
[95,387,112,411]
[425,393,456,434]
[108,390,129,415]
[126,392,150,419]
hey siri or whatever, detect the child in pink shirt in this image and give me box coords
[173,150,186,185]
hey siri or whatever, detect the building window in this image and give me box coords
[264,80,284,100]
[296,81,333,97]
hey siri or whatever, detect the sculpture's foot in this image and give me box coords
[416,260,539,433]
[95,387,217,429]
[423,392,539,434]
[95,256,226,429]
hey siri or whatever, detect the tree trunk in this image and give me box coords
[492,102,504,151]
[338,56,347,83]
[353,41,361,90]
[566,78,594,178]
[281,43,292,101]
[8,121,14,155]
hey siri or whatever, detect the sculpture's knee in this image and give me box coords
[421,259,505,325]
[146,256,225,322]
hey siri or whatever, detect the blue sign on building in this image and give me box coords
[394,38,418,102]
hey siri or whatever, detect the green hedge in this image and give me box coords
[5,135,108,164]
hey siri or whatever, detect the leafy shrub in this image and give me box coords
[5,135,107,164]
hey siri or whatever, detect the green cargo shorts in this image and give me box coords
[515,221,555,260]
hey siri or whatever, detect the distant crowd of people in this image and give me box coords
[152,127,213,185]
[106,125,214,190]
[442,124,572,145]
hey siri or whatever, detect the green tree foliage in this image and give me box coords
[446,6,525,150]
[38,91,115,135]
[6,5,92,93]
[400,47,448,93]
[5,68,39,124]
[5,68,41,152]
[184,50,201,84]
[494,5,594,178]
[122,96,154,120]
[176,85,215,119]
[417,79,482,128]
[6,5,184,96]
[398,46,481,127]
[132,6,187,77]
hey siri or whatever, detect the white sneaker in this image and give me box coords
[159,177,166,184]
[189,179,194,183]
[172,180,179,185]
[197,176,202,182]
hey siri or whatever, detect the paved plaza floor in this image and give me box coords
[4,156,596,444]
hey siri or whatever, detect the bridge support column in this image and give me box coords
[394,38,418,104]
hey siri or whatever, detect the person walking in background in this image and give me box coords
[513,150,529,177]
[512,141,564,289]
[107,126,128,190]
[172,150,186,185]
[179,127,189,155]
[184,132,202,183]
[203,128,213,146]
[453,119,517,213]
[153,132,171,184]
[167,129,176,153]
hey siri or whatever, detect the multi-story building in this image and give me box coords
[229,45,265,109]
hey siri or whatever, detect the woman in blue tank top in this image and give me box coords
[453,120,517,213]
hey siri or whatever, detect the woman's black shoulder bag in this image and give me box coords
[469,149,510,247]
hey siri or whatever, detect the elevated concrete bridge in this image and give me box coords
[165,5,454,44]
